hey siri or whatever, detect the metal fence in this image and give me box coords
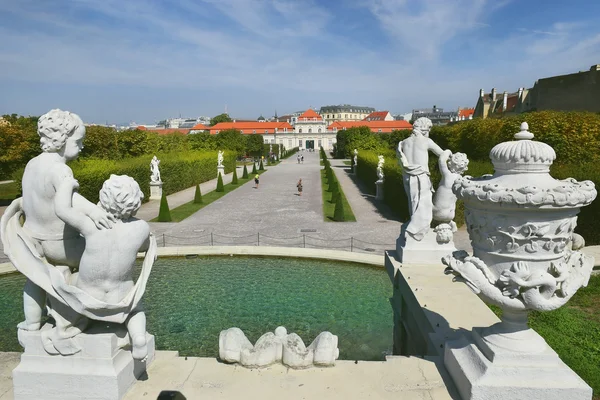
[159,232,395,254]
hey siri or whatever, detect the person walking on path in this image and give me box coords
[254,174,260,189]
[297,154,301,164]
[301,155,304,164]
[297,179,303,196]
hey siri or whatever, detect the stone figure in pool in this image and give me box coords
[0,109,156,359]
[397,117,444,241]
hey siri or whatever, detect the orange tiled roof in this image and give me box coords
[136,126,148,130]
[191,123,208,130]
[296,109,322,121]
[329,120,411,133]
[210,121,293,134]
[458,108,475,118]
[363,111,390,121]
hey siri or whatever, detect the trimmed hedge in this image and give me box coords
[430,111,600,164]
[194,184,202,204]
[242,165,248,179]
[216,172,224,192]
[157,191,172,222]
[19,150,237,205]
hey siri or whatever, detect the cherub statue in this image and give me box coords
[15,109,115,331]
[150,156,161,183]
[432,150,469,231]
[217,150,224,167]
[55,174,152,360]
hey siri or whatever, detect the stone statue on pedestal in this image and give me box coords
[150,156,161,183]
[217,150,224,167]
[0,109,156,400]
[396,117,462,263]
[376,155,385,182]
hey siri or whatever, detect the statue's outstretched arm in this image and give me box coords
[55,179,97,237]
[428,138,444,157]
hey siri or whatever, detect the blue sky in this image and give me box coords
[0,0,599,124]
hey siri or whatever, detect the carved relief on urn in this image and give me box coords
[444,122,597,313]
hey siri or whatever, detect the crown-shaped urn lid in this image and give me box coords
[490,122,556,173]
[453,122,596,208]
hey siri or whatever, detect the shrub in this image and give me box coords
[259,160,264,171]
[193,184,202,204]
[251,163,257,174]
[331,181,340,204]
[216,172,224,192]
[242,165,248,179]
[157,191,172,222]
[333,195,345,221]
[232,168,238,184]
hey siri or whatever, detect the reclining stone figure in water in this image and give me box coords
[20,109,115,331]
[55,174,151,360]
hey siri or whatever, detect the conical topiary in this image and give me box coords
[242,165,249,179]
[216,172,224,192]
[193,184,203,204]
[259,160,264,171]
[232,168,238,185]
[328,174,337,192]
[331,181,340,203]
[333,195,345,222]
[251,163,258,174]
[157,191,172,222]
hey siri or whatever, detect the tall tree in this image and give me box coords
[210,113,233,126]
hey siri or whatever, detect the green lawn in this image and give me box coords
[490,274,600,398]
[151,172,264,222]
[320,169,356,222]
[0,181,19,203]
[343,160,352,166]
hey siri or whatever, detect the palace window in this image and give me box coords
[318,128,322,133]
[253,130,256,133]
[299,128,302,133]
[308,128,312,133]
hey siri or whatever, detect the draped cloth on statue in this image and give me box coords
[402,164,434,241]
[0,198,156,324]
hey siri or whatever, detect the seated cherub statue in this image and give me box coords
[55,174,151,360]
[20,109,115,331]
[433,150,469,231]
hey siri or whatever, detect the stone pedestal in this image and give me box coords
[217,165,225,178]
[396,224,456,264]
[13,323,155,400]
[445,328,592,400]
[352,165,357,175]
[149,181,162,200]
[375,181,384,200]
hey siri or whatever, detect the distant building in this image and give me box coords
[395,112,413,121]
[328,120,412,133]
[319,104,376,125]
[475,64,600,119]
[450,107,475,122]
[411,106,457,125]
[189,123,209,134]
[363,111,393,121]
[474,89,519,119]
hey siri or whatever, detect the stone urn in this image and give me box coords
[442,122,596,399]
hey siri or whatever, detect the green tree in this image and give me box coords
[210,113,233,126]
[188,132,217,151]
[0,118,40,178]
[333,195,345,222]
[193,184,203,204]
[246,134,264,157]
[215,129,247,157]
[80,126,118,159]
[157,191,172,222]
[216,171,224,192]
[242,164,249,179]
[231,168,238,184]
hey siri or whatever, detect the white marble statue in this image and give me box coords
[441,122,597,399]
[150,156,161,183]
[353,148,358,166]
[377,155,385,182]
[397,117,444,241]
[0,110,156,358]
[217,150,224,167]
[432,150,469,235]
[219,326,339,369]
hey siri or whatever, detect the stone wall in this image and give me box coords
[530,65,600,112]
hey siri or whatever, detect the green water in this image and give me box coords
[0,256,393,360]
